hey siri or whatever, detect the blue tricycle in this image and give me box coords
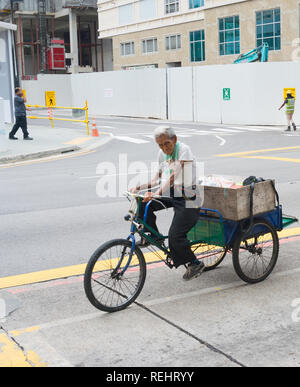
[84,192,298,313]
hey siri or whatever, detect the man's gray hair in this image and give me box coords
[154,126,176,139]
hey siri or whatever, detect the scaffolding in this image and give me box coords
[1,0,104,80]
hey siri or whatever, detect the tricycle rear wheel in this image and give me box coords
[232,219,279,284]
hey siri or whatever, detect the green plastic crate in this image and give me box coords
[188,218,225,246]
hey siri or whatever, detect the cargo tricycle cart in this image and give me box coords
[84,189,298,313]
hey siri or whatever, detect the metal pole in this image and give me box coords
[85,100,89,136]
[94,21,98,72]
[18,15,24,80]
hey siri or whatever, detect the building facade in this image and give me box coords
[0,0,113,79]
[97,0,299,70]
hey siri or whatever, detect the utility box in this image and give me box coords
[48,39,66,70]
[201,180,276,221]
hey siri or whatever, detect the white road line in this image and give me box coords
[213,128,245,133]
[114,136,150,144]
[215,135,226,146]
[227,126,264,132]
[80,170,152,179]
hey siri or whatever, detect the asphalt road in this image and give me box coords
[0,117,300,367]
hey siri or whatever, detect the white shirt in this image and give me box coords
[158,142,197,189]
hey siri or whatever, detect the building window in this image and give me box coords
[166,35,181,50]
[190,30,205,62]
[189,0,204,9]
[219,16,240,56]
[165,0,179,14]
[119,3,134,26]
[139,0,157,21]
[142,38,158,54]
[256,8,281,51]
[121,42,135,56]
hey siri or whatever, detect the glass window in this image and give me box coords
[166,34,181,50]
[189,0,204,9]
[120,42,135,56]
[190,30,205,62]
[139,0,157,21]
[119,4,134,26]
[219,15,240,56]
[165,0,179,14]
[142,38,158,54]
[256,8,281,51]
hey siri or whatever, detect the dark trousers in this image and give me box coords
[139,197,199,268]
[10,116,29,139]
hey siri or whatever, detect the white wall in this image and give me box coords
[22,74,72,106]
[167,67,194,121]
[71,69,167,118]
[21,62,300,125]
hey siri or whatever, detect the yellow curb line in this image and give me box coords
[0,227,299,291]
[216,146,300,158]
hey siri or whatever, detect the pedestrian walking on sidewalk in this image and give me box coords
[279,90,297,132]
[9,88,33,140]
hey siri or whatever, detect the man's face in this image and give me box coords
[156,134,177,155]
[16,89,22,97]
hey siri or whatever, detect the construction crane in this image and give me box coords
[234,43,269,64]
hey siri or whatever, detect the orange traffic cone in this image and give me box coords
[92,117,99,137]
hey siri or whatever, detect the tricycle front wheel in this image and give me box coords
[232,219,279,284]
[84,239,146,313]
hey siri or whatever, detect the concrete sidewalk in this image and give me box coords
[0,123,112,164]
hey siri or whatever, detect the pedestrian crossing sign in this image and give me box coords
[223,88,231,101]
[45,91,56,107]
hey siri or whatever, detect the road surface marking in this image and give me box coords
[7,265,300,339]
[216,146,300,158]
[228,126,264,132]
[80,170,153,179]
[243,156,300,163]
[0,227,299,290]
[0,331,47,367]
[114,136,149,144]
[215,135,226,146]
[213,128,245,133]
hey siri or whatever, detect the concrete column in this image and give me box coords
[69,9,79,74]
[0,97,7,144]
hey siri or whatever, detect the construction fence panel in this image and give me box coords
[193,62,300,126]
[167,67,194,122]
[21,62,300,126]
[70,69,167,119]
[22,74,72,107]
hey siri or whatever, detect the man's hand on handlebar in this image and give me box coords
[143,191,161,203]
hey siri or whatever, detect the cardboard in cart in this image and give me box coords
[199,176,276,221]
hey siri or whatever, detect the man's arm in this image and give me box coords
[130,171,161,193]
[143,160,186,202]
[279,99,287,111]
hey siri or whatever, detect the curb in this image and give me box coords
[0,133,114,165]
[0,146,81,165]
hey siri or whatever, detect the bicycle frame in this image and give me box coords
[117,197,171,275]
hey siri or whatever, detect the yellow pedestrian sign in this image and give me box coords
[45,91,56,107]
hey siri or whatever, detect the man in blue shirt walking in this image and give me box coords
[9,88,33,140]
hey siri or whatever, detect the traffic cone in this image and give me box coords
[92,117,99,137]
